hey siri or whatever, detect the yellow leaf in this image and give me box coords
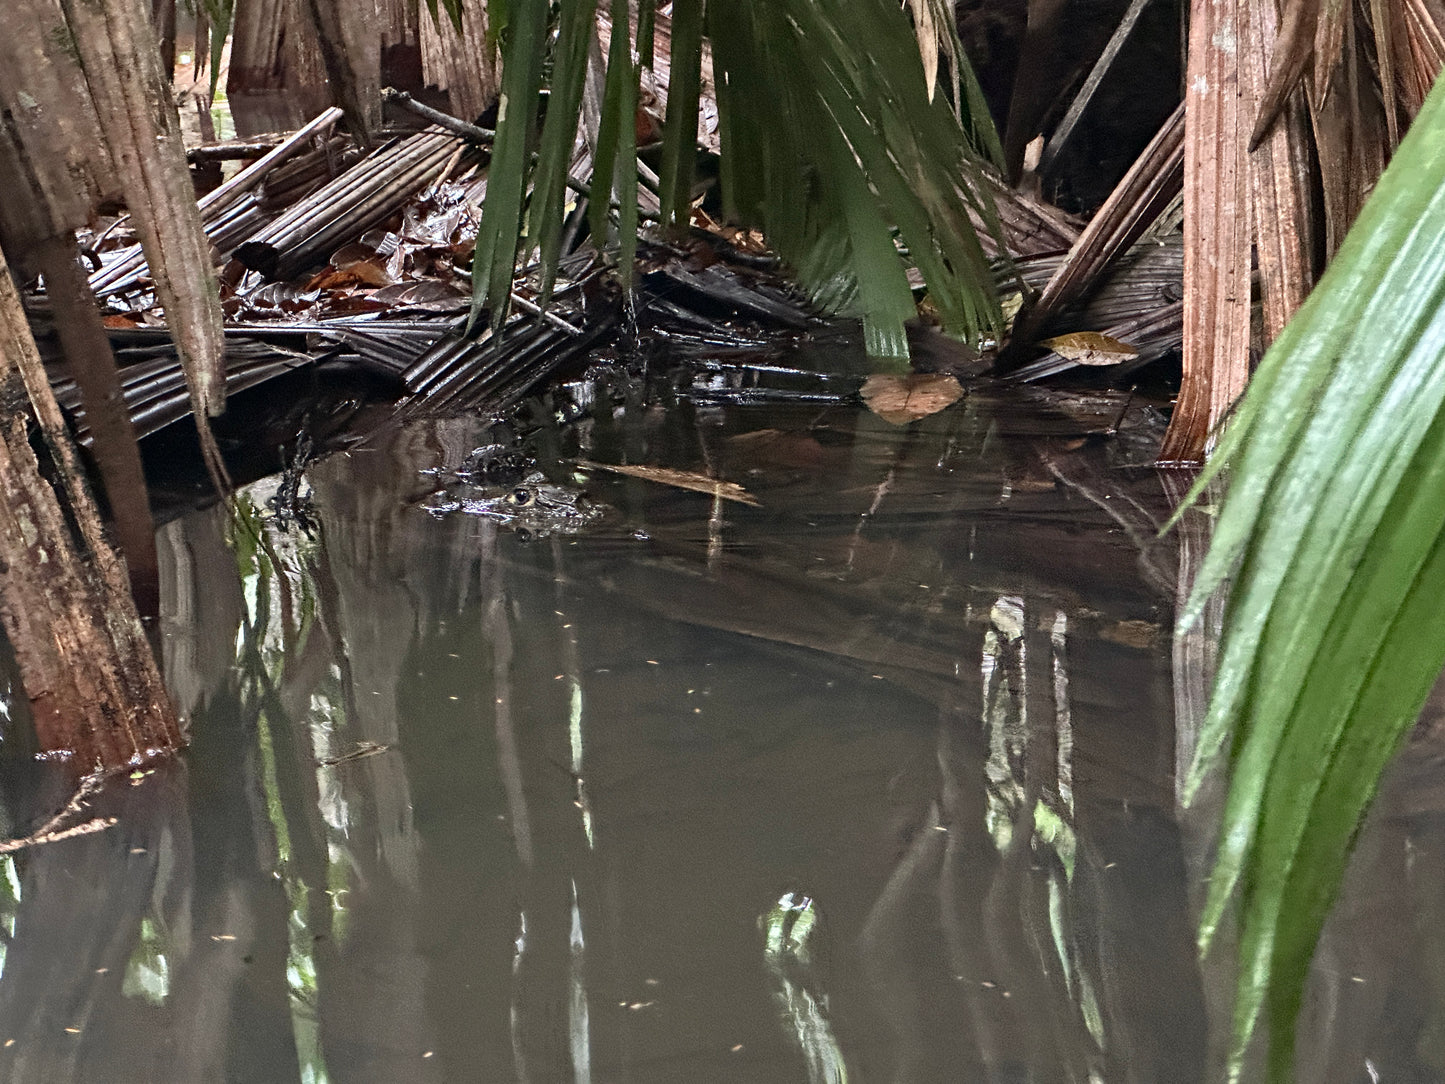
[1039,331,1139,366]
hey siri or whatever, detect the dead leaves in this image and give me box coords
[1039,331,1140,366]
[579,461,761,506]
[860,372,963,425]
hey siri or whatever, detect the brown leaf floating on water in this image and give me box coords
[860,373,964,425]
[1039,331,1139,366]
[579,461,761,506]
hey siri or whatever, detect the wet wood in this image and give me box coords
[418,0,501,122]
[1244,0,1315,344]
[1013,104,1183,348]
[187,138,286,163]
[1246,0,1318,150]
[231,128,469,281]
[1037,0,1157,176]
[981,174,1082,260]
[58,0,229,503]
[228,0,331,136]
[1317,16,1392,258]
[301,0,382,143]
[1309,12,1390,259]
[91,107,345,298]
[1001,0,1074,180]
[0,2,119,273]
[0,242,183,771]
[1158,0,1256,464]
[383,87,494,141]
[0,2,164,612]
[33,237,161,619]
[1403,0,1445,115]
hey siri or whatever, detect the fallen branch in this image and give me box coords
[382,86,495,142]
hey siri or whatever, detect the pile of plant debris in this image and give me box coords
[26,74,1185,490]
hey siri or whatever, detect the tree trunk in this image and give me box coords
[0,242,183,771]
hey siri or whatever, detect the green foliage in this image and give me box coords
[587,0,639,288]
[468,0,549,331]
[471,0,1003,356]
[530,0,597,305]
[657,0,703,229]
[191,0,235,100]
[1181,74,1445,1082]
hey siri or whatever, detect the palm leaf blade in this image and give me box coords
[470,0,548,329]
[529,0,597,304]
[1185,74,1445,1078]
[658,0,704,227]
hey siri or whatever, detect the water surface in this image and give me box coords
[0,374,1439,1083]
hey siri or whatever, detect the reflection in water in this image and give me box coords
[0,381,1440,1081]
[763,892,847,1083]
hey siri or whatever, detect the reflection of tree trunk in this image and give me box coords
[1161,467,1239,1082]
[159,508,244,719]
[32,235,160,618]
[938,695,1011,1078]
[168,682,302,1083]
[1296,798,1408,1084]
[1085,811,1208,1082]
[0,767,192,1084]
[858,798,951,1083]
[304,426,474,1081]
[859,578,1206,1081]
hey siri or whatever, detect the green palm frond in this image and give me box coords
[193,0,235,99]
[707,0,1002,356]
[472,0,1003,357]
[529,0,597,305]
[657,0,703,229]
[1181,73,1445,1083]
[468,0,549,331]
[587,0,639,288]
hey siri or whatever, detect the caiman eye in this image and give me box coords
[511,487,534,506]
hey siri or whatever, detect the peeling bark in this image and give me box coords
[302,0,383,143]
[0,1,119,271]
[1159,0,1257,465]
[1245,0,1316,345]
[32,237,161,619]
[0,242,183,772]
[418,0,501,121]
[56,0,230,491]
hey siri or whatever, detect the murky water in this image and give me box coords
[1,369,1443,1083]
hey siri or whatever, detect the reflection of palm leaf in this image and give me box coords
[473,0,1002,357]
[1182,77,1445,1083]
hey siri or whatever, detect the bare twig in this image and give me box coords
[383,86,495,142]
[1038,0,1158,176]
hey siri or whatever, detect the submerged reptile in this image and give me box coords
[424,447,607,538]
